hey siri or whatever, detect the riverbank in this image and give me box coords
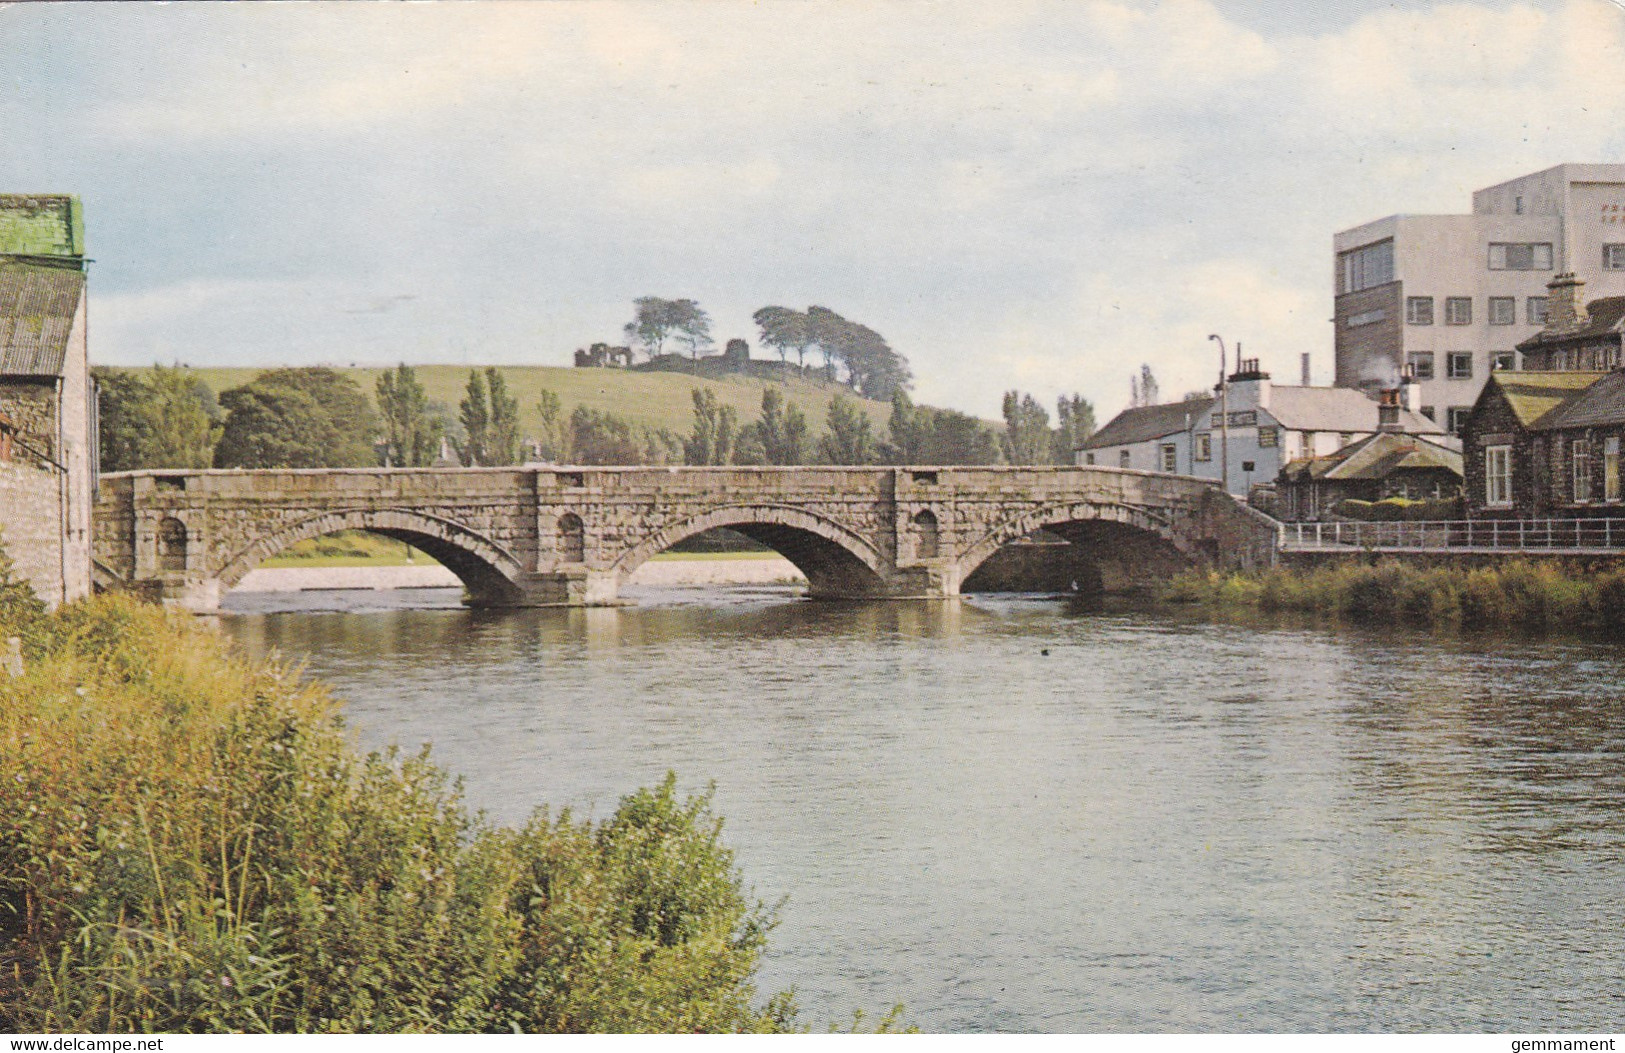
[1165,558,1625,632]
[235,554,806,594]
[0,590,816,1033]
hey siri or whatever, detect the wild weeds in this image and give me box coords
[0,594,800,1033]
[1165,558,1625,633]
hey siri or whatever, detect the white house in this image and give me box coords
[1079,359,1446,496]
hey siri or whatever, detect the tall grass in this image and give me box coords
[0,591,806,1033]
[1165,559,1625,632]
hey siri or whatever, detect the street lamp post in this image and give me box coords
[1208,334,1230,494]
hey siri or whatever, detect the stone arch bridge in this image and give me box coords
[92,466,1278,612]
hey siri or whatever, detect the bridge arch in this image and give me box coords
[955,500,1202,589]
[216,507,529,605]
[611,504,887,598]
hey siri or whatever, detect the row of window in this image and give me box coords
[1405,296,1548,327]
[1483,438,1625,507]
[1341,241,1625,298]
[1405,350,1516,381]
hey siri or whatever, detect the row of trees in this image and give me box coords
[96,365,1094,474]
[618,297,913,402]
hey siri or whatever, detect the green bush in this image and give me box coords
[0,596,801,1033]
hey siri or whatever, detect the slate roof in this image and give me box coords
[1488,371,1608,428]
[1264,385,1444,435]
[1080,395,1213,450]
[1535,369,1625,430]
[0,261,85,377]
[1516,297,1625,352]
[1280,431,1462,483]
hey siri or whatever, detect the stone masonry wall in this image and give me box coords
[0,458,63,606]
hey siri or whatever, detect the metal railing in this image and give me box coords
[1278,518,1625,553]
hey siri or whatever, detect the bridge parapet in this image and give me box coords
[93,465,1275,611]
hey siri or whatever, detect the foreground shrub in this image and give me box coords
[0,595,796,1033]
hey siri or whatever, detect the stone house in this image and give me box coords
[1514,274,1625,371]
[0,195,94,607]
[1276,431,1462,521]
[1460,369,1625,519]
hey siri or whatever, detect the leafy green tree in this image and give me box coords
[884,391,998,465]
[214,368,377,469]
[534,388,568,462]
[375,364,440,467]
[458,370,491,466]
[684,387,738,466]
[0,527,46,652]
[751,306,814,369]
[568,406,644,464]
[752,386,808,465]
[805,306,911,399]
[1001,390,1052,465]
[94,366,220,472]
[1053,393,1097,463]
[817,392,875,465]
[625,297,713,361]
[886,390,925,463]
[485,368,521,466]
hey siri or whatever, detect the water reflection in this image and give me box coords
[219,587,1625,1032]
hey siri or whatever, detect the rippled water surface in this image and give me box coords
[220,586,1625,1032]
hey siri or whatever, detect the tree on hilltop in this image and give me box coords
[625,297,713,362]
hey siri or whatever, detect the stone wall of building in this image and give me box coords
[0,457,64,605]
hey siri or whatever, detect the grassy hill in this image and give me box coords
[155,364,898,440]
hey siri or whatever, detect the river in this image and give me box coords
[218,584,1625,1032]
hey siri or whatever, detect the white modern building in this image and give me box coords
[1079,359,1444,496]
[1335,163,1625,434]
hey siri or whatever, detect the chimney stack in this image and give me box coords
[1301,352,1311,387]
[1546,272,1590,333]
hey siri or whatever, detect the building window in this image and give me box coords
[1084,452,1096,465]
[1488,242,1554,270]
[1573,439,1593,503]
[1447,352,1474,379]
[1159,444,1177,472]
[1492,352,1516,371]
[1194,432,1212,462]
[1604,244,1625,271]
[1338,239,1395,294]
[1299,432,1315,458]
[1347,308,1388,328]
[1407,352,1435,380]
[1445,297,1472,325]
[1489,297,1516,325]
[1607,437,1621,502]
[1257,426,1278,448]
[1119,449,1131,469]
[1420,405,1436,422]
[1485,446,1512,507]
[1406,297,1434,325]
[1528,297,1549,325]
[1447,407,1472,435]
[1515,195,1526,215]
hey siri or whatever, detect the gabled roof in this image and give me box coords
[1536,369,1625,430]
[1487,371,1607,428]
[1516,297,1625,352]
[1264,385,1444,435]
[1281,431,1462,482]
[1080,395,1213,450]
[0,262,85,377]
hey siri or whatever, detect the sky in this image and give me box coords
[3,0,1624,421]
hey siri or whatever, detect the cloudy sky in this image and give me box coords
[3,0,1623,419]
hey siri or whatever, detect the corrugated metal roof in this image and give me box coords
[1491,371,1606,427]
[1536,370,1625,430]
[1080,395,1214,450]
[0,262,84,377]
